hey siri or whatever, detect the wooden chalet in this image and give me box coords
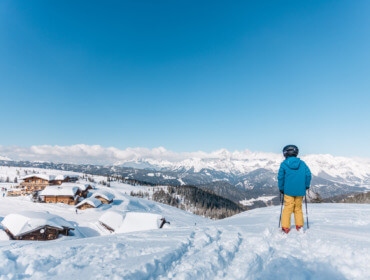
[20,174,79,194]
[76,197,102,210]
[39,186,80,205]
[1,212,74,241]
[90,190,115,204]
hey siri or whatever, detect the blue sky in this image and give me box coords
[0,0,369,157]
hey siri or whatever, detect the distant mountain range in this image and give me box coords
[1,151,369,207]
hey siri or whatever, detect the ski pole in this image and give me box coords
[278,193,284,228]
[305,194,309,229]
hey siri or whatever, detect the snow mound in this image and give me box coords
[99,210,126,231]
[1,211,73,237]
[116,212,164,233]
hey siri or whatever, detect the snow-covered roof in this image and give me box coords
[21,174,52,181]
[21,174,78,181]
[98,211,126,231]
[60,183,95,191]
[39,186,79,197]
[54,174,79,180]
[1,211,73,237]
[76,197,102,208]
[116,212,164,233]
[91,190,115,201]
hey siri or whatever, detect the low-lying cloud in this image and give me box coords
[0,144,280,165]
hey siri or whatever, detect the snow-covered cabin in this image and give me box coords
[76,197,102,210]
[20,174,79,193]
[60,183,95,198]
[1,211,74,240]
[116,212,169,234]
[98,210,126,232]
[39,186,80,205]
[90,190,114,204]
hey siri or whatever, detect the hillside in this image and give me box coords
[0,203,369,279]
[325,191,370,204]
[0,165,243,219]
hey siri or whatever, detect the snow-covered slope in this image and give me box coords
[0,203,369,279]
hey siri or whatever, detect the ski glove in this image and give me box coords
[279,190,284,194]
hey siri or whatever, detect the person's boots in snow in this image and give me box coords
[296,225,303,231]
[282,227,290,234]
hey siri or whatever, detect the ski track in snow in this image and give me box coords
[0,204,370,279]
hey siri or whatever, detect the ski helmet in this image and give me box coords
[283,145,299,158]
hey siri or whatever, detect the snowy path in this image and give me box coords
[0,204,370,279]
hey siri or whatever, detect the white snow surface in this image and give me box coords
[116,212,163,234]
[0,203,369,279]
[1,211,73,237]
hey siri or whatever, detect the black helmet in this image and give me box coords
[283,145,299,158]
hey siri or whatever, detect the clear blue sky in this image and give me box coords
[1,0,369,157]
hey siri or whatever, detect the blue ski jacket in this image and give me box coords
[278,157,311,197]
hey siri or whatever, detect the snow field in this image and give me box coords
[0,203,369,279]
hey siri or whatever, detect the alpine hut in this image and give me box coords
[1,211,74,240]
[76,197,102,210]
[90,190,114,204]
[39,186,80,205]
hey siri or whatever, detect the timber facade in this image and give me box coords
[43,195,79,205]
[76,203,95,210]
[94,196,113,204]
[4,226,73,241]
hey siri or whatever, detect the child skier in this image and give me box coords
[278,145,311,233]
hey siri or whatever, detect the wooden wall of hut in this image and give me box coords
[5,226,70,241]
[77,203,95,210]
[44,196,77,205]
[95,196,112,204]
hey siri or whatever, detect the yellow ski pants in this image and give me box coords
[281,195,304,228]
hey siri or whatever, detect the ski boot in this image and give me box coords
[296,225,304,233]
[282,227,290,234]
